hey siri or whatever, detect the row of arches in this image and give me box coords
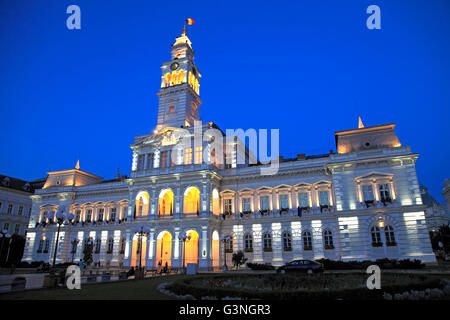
[161,70,199,94]
[135,187,220,217]
[130,230,221,268]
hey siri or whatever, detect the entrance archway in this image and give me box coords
[131,233,147,267]
[156,231,172,268]
[184,230,199,265]
[212,230,220,268]
[159,189,174,216]
[184,187,200,214]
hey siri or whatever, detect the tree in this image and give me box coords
[232,250,247,269]
[430,225,450,254]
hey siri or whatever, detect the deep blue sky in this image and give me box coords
[1,0,449,202]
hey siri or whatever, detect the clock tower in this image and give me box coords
[156,28,202,131]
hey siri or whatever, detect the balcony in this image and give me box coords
[217,207,336,221]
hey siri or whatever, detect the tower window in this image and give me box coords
[169,106,175,113]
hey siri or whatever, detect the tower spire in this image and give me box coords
[75,159,80,170]
[358,116,365,129]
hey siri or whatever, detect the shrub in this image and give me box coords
[246,263,275,270]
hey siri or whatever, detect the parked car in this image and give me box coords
[276,259,324,274]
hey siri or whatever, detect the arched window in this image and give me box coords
[244,233,253,251]
[323,229,334,249]
[303,231,312,250]
[385,225,396,246]
[171,71,177,86]
[165,73,171,87]
[283,231,292,251]
[263,233,272,251]
[371,226,383,247]
[183,187,200,214]
[159,189,174,216]
[177,69,184,84]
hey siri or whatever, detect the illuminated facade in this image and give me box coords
[22,29,436,268]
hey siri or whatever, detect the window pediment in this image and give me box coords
[355,172,394,182]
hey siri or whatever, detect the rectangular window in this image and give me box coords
[319,191,329,206]
[146,153,154,169]
[75,210,81,222]
[14,224,20,234]
[194,146,203,164]
[107,239,114,253]
[3,223,9,232]
[160,151,168,168]
[137,154,145,170]
[279,194,289,209]
[184,148,192,165]
[7,204,13,214]
[242,198,251,212]
[122,206,128,219]
[44,239,50,253]
[362,185,374,201]
[18,206,23,215]
[379,184,391,201]
[260,196,270,211]
[87,209,92,222]
[95,239,101,253]
[38,239,44,252]
[98,208,104,221]
[298,193,309,208]
[110,208,116,221]
[224,199,232,213]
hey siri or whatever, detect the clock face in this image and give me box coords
[170,62,179,70]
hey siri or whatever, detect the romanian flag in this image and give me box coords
[185,18,195,25]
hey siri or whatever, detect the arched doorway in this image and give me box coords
[212,189,220,215]
[211,230,220,268]
[184,230,199,265]
[184,187,200,214]
[156,231,172,268]
[131,233,147,267]
[135,191,150,217]
[159,189,174,216]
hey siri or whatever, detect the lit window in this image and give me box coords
[160,151,168,168]
[224,199,232,213]
[169,106,175,113]
[242,198,251,212]
[138,197,143,216]
[298,193,309,208]
[184,148,192,165]
[319,191,329,206]
[194,146,202,164]
[279,194,289,209]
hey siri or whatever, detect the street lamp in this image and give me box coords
[133,224,150,280]
[71,238,80,262]
[178,232,191,273]
[220,234,231,271]
[47,206,74,270]
[0,229,11,266]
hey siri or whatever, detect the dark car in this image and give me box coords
[276,259,324,274]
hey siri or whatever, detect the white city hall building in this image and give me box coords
[23,29,435,269]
